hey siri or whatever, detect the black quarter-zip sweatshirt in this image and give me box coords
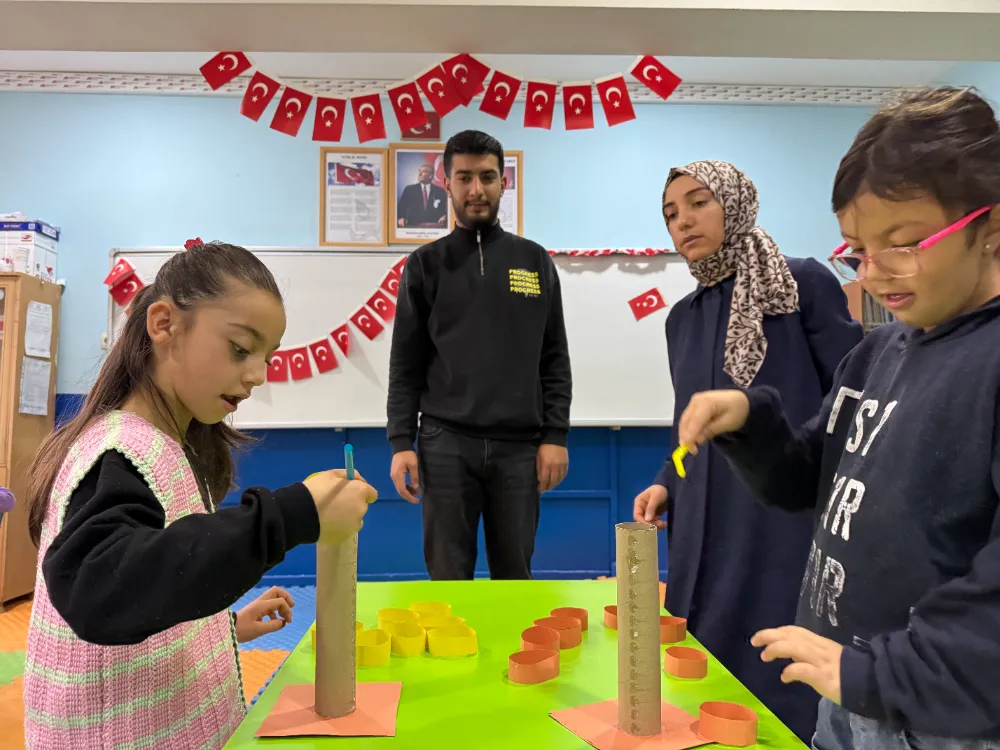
[387,223,572,452]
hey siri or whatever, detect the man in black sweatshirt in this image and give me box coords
[387,130,572,580]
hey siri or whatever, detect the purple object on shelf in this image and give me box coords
[0,487,14,514]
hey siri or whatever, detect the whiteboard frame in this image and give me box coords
[106,246,674,429]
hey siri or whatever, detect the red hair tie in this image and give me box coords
[184,237,203,250]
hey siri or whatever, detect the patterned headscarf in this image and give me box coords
[664,160,799,387]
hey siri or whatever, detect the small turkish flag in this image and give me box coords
[270,87,313,137]
[104,258,135,287]
[388,80,429,133]
[480,71,521,120]
[336,163,375,186]
[287,347,312,380]
[110,275,143,306]
[200,51,252,90]
[417,65,463,117]
[240,71,279,122]
[350,307,385,340]
[267,351,289,383]
[524,81,557,129]
[309,338,338,374]
[629,55,682,100]
[381,268,401,297]
[367,289,397,322]
[331,323,351,357]
[596,75,636,126]
[563,83,595,130]
[312,97,347,142]
[351,93,387,143]
[443,53,490,105]
[392,255,408,279]
[628,288,668,321]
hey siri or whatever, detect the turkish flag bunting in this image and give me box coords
[351,93,387,143]
[331,323,351,357]
[367,289,397,322]
[443,53,490,105]
[267,351,289,382]
[287,347,312,380]
[110,275,144,306]
[524,81,557,129]
[200,51,252,90]
[104,258,135,287]
[388,80,429,133]
[417,65,463,117]
[270,87,313,137]
[392,255,408,279]
[563,83,595,130]
[480,71,521,120]
[312,97,347,142]
[381,268,401,297]
[350,307,385,340]
[629,55,682,100]
[596,75,636,126]
[628,288,668,321]
[240,71,280,121]
[309,338,338,373]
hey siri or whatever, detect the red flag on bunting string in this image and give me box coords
[331,323,351,356]
[629,55,682,100]
[287,347,312,380]
[200,52,252,90]
[381,268,401,297]
[267,351,289,382]
[417,65,463,117]
[351,93,387,143]
[388,80,429,132]
[367,290,397,322]
[595,75,636,126]
[240,71,279,121]
[309,338,338,373]
[350,307,385,340]
[480,71,521,120]
[562,82,595,130]
[312,97,347,142]
[443,53,490,105]
[524,81,557,129]
[270,87,313,137]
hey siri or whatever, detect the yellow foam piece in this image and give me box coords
[417,614,466,630]
[409,601,451,617]
[386,621,427,657]
[672,444,690,479]
[310,621,362,651]
[378,608,418,630]
[427,624,477,657]
[356,628,391,667]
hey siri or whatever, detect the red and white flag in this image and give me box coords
[367,289,397,322]
[443,53,490,105]
[267,351,289,383]
[563,82,595,130]
[287,347,312,380]
[417,65,463,117]
[381,268,401,297]
[388,80,429,133]
[335,163,375,186]
[628,288,668,321]
[240,71,279,121]
[110,275,143,306]
[312,97,347,142]
[350,307,385,340]
[104,258,135,287]
[270,87,313,137]
[595,75,636,126]
[351,93,387,143]
[331,323,351,357]
[392,255,408,280]
[200,51,252,90]
[524,81,557,129]
[480,71,521,120]
[629,55,682,100]
[309,338,338,373]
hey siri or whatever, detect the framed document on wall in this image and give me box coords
[319,147,388,247]
[388,142,452,245]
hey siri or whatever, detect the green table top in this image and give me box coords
[225,580,807,749]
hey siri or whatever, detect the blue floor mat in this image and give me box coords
[232,585,316,652]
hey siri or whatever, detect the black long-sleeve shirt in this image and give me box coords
[387,223,572,453]
[42,450,319,645]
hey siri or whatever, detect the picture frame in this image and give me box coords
[319,147,388,247]
[388,142,452,245]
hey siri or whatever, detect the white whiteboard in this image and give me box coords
[107,247,696,429]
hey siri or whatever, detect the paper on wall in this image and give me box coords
[24,301,52,359]
[19,357,50,416]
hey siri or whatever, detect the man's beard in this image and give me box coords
[452,196,499,231]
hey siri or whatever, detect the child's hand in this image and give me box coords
[235,586,294,644]
[303,469,378,545]
[677,390,750,452]
[751,625,843,704]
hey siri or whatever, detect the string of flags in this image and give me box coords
[198,52,682,141]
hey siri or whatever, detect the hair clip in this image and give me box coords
[184,237,203,250]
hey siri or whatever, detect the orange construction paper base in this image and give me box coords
[551,699,710,750]
[255,682,403,738]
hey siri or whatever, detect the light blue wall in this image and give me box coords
[0,91,872,393]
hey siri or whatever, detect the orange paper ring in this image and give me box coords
[659,615,687,643]
[509,648,560,685]
[551,607,589,631]
[603,605,618,629]
[663,646,708,679]
[533,616,582,649]
[521,625,560,652]
[697,702,759,747]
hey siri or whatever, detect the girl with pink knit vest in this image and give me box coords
[21,241,377,749]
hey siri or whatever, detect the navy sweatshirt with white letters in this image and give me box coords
[715,296,1000,738]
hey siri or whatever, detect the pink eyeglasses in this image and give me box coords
[829,205,993,281]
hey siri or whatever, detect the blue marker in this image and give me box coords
[344,443,355,480]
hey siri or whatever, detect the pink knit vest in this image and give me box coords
[24,411,246,749]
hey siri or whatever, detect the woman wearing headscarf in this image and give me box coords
[633,160,863,742]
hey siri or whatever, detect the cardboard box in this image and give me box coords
[0,220,59,282]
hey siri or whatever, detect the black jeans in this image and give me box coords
[416,421,541,580]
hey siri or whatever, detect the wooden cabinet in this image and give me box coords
[0,273,61,609]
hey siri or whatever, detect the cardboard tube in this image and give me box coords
[314,535,358,718]
[615,522,661,737]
